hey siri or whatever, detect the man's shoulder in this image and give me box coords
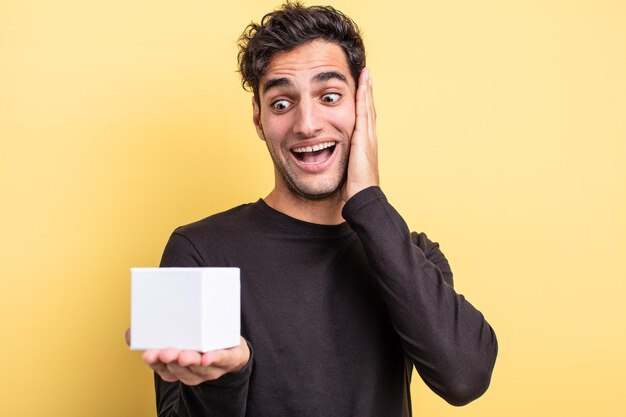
[173,201,260,239]
[160,202,265,266]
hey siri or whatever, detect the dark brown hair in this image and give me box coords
[237,1,366,104]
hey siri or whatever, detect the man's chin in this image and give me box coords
[296,188,340,201]
[288,177,347,201]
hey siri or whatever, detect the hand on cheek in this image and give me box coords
[343,67,379,203]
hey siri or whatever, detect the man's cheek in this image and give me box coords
[334,109,356,136]
[348,115,357,138]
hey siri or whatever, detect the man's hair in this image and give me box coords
[237,1,366,104]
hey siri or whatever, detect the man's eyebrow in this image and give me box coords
[262,77,293,94]
[262,71,348,94]
[313,71,348,84]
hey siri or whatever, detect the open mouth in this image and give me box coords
[292,141,336,165]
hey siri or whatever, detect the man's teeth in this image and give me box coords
[293,141,336,153]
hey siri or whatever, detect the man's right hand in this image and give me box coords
[126,329,250,386]
[341,67,379,204]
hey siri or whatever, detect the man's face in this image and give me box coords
[252,40,357,200]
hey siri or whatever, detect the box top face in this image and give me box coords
[131,267,240,272]
[132,268,240,280]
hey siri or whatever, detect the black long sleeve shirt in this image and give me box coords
[155,186,498,416]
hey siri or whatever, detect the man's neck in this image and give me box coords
[263,187,345,225]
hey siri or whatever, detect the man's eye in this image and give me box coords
[271,99,291,111]
[321,93,341,104]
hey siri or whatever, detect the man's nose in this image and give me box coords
[293,99,323,138]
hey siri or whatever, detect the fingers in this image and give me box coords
[201,336,250,372]
[142,349,179,382]
[162,349,234,385]
[142,349,210,385]
[177,350,202,367]
[200,348,226,367]
[166,362,209,386]
[150,362,179,382]
[366,72,377,141]
[355,68,370,141]
[355,68,377,144]
[141,349,162,365]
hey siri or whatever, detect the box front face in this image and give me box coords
[131,268,203,350]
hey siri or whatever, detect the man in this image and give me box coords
[137,2,498,416]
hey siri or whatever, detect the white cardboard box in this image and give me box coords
[130,267,240,352]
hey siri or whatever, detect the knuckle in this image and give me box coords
[192,365,224,382]
[166,363,186,377]
[159,372,178,383]
[205,370,225,381]
[180,377,202,386]
[151,363,166,373]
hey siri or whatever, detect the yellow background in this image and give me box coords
[1,1,625,416]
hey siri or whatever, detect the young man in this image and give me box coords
[139,3,498,416]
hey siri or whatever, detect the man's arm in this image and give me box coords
[343,188,497,406]
[148,232,252,416]
[341,69,497,406]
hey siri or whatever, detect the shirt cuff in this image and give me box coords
[342,186,387,220]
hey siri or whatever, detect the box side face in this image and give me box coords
[131,268,203,351]
[201,268,240,351]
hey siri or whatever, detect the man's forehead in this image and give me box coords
[259,40,352,88]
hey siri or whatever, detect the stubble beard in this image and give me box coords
[269,146,348,201]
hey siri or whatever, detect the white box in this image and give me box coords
[130,267,240,352]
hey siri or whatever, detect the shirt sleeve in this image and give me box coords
[342,186,498,406]
[154,231,252,417]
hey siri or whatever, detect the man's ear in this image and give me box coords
[252,97,265,141]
